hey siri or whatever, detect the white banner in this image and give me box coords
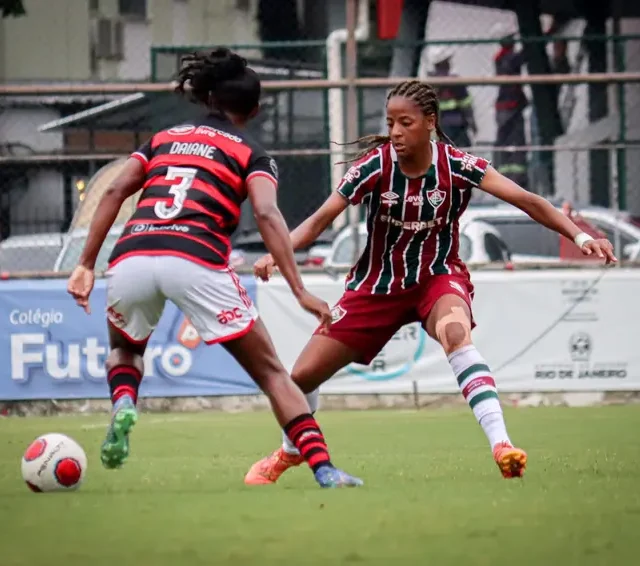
[257,269,640,393]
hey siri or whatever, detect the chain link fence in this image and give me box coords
[1,0,640,274]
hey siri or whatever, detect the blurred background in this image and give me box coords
[1,0,639,275]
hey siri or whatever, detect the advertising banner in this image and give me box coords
[258,270,640,394]
[0,278,259,400]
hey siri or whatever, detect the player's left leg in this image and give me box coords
[101,326,146,469]
[102,256,165,469]
[420,278,527,479]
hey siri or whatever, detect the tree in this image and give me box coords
[1,0,26,18]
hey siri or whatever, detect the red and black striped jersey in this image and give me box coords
[109,115,278,270]
[337,141,490,294]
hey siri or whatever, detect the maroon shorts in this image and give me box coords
[315,274,475,365]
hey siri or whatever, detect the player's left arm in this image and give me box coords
[478,166,617,263]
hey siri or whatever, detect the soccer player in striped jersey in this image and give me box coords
[66,48,362,488]
[245,79,616,484]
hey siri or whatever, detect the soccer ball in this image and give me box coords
[21,433,87,492]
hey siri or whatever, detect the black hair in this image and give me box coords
[339,79,453,163]
[175,47,261,118]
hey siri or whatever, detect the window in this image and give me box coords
[118,0,146,19]
[482,217,559,257]
[483,233,510,262]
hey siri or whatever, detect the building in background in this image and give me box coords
[1,0,639,240]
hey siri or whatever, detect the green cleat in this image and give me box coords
[100,401,138,469]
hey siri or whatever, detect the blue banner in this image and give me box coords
[0,278,259,400]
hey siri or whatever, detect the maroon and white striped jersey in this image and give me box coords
[337,141,490,294]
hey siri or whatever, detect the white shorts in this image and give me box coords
[105,255,258,345]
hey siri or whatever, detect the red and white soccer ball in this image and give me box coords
[21,433,87,492]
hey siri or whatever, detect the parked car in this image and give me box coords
[54,226,125,273]
[576,206,640,261]
[54,225,334,273]
[462,202,612,262]
[0,233,66,274]
[230,229,335,269]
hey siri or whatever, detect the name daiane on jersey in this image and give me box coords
[380,214,444,230]
[169,141,216,159]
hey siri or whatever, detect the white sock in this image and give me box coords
[282,389,320,455]
[448,345,511,449]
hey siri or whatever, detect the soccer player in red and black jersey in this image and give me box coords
[245,79,617,485]
[66,48,362,488]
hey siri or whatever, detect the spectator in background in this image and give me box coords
[427,46,477,148]
[492,22,528,187]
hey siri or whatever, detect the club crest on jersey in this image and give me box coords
[331,305,347,324]
[426,188,446,208]
[381,191,400,206]
[168,125,195,136]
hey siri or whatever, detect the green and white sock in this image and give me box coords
[448,345,511,449]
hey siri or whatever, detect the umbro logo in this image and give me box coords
[381,191,399,206]
[449,280,466,295]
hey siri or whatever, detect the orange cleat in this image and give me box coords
[493,442,527,479]
[244,447,304,485]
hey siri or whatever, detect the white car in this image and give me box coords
[54,225,126,273]
[464,202,640,261]
[319,218,512,271]
[0,232,67,273]
[577,207,640,260]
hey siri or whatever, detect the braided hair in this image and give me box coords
[339,79,453,163]
[175,47,261,118]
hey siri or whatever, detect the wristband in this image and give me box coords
[574,232,594,248]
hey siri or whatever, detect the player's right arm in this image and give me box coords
[68,150,148,313]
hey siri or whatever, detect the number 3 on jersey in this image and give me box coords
[154,166,197,220]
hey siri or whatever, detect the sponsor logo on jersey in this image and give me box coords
[380,214,443,231]
[406,194,424,206]
[194,125,243,144]
[168,125,196,136]
[426,188,446,208]
[460,152,479,172]
[343,166,361,185]
[216,307,243,325]
[381,191,400,206]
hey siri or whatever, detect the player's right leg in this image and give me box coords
[245,290,404,485]
[101,256,165,469]
[244,335,359,485]
[160,257,362,488]
[224,322,362,488]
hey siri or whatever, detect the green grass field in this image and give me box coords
[1,406,639,565]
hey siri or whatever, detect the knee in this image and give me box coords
[106,348,144,375]
[291,365,317,394]
[440,322,470,353]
